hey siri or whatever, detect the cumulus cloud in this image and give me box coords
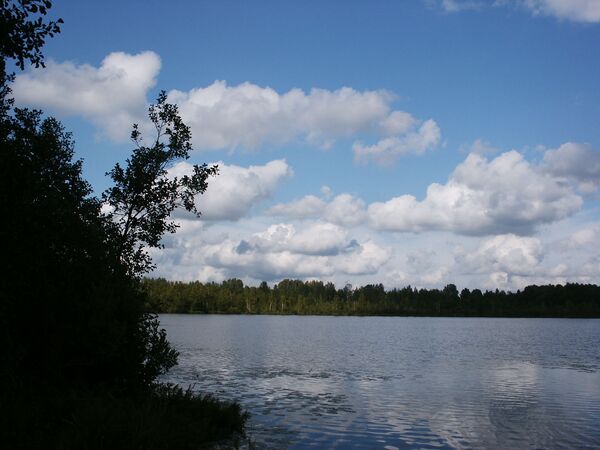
[168,82,401,150]
[451,234,578,290]
[523,0,600,22]
[150,209,600,289]
[450,230,600,290]
[465,138,501,156]
[268,195,326,220]
[384,266,451,288]
[368,150,582,235]
[562,223,600,249]
[168,82,440,155]
[379,110,419,135]
[325,194,369,226]
[170,159,292,221]
[435,0,600,22]
[154,219,392,282]
[12,51,161,141]
[456,234,544,276]
[439,0,484,12]
[335,240,393,275]
[14,52,440,162]
[353,119,441,165]
[406,250,438,273]
[320,185,333,199]
[268,193,367,226]
[270,148,586,236]
[543,142,600,193]
[250,222,350,256]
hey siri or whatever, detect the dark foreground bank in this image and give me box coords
[1,384,247,450]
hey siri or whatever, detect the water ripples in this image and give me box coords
[161,315,600,449]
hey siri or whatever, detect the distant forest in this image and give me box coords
[144,279,600,318]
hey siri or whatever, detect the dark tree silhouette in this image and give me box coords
[0,3,245,448]
[143,278,600,318]
[103,91,218,277]
[0,0,220,390]
[0,15,184,386]
[0,0,62,71]
[0,94,185,392]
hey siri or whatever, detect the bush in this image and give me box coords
[1,384,248,450]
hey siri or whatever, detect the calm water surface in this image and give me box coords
[160,315,600,449]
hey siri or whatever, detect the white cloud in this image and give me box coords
[368,150,582,235]
[150,209,600,289]
[320,185,333,199]
[353,119,441,166]
[524,0,600,22]
[449,227,600,290]
[563,223,600,249]
[250,222,350,256]
[268,195,327,220]
[435,0,600,23]
[543,142,600,193]
[452,233,583,290]
[271,149,584,236]
[325,194,368,226]
[153,219,392,282]
[13,52,439,163]
[465,138,501,156]
[126,146,597,289]
[168,81,423,151]
[170,159,292,221]
[456,234,544,276]
[406,250,438,273]
[379,110,419,135]
[12,51,161,141]
[440,0,484,12]
[336,240,393,275]
[384,266,451,288]
[268,193,367,227]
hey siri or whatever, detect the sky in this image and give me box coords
[11,0,600,290]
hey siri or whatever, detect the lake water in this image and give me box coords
[160,315,600,449]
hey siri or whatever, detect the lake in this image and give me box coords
[160,315,600,449]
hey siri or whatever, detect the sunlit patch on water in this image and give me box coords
[161,315,600,449]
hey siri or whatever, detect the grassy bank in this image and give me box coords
[1,384,248,450]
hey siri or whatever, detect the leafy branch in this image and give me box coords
[103,91,218,276]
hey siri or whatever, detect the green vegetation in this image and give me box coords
[144,278,600,318]
[0,1,245,448]
[2,385,247,450]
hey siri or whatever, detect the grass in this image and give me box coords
[1,383,248,450]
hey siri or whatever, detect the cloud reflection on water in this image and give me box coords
[161,315,600,449]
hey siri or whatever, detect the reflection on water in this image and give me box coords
[160,315,600,449]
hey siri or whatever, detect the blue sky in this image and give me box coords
[12,0,600,289]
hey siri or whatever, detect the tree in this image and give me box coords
[0,0,62,129]
[103,91,218,277]
[0,4,247,448]
[0,0,62,71]
[0,1,215,391]
[0,104,181,391]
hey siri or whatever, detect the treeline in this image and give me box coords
[144,278,600,318]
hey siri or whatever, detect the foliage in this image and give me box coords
[0,100,181,391]
[103,91,218,276]
[0,0,62,78]
[0,6,247,450]
[0,384,247,450]
[144,278,600,318]
[0,0,211,391]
